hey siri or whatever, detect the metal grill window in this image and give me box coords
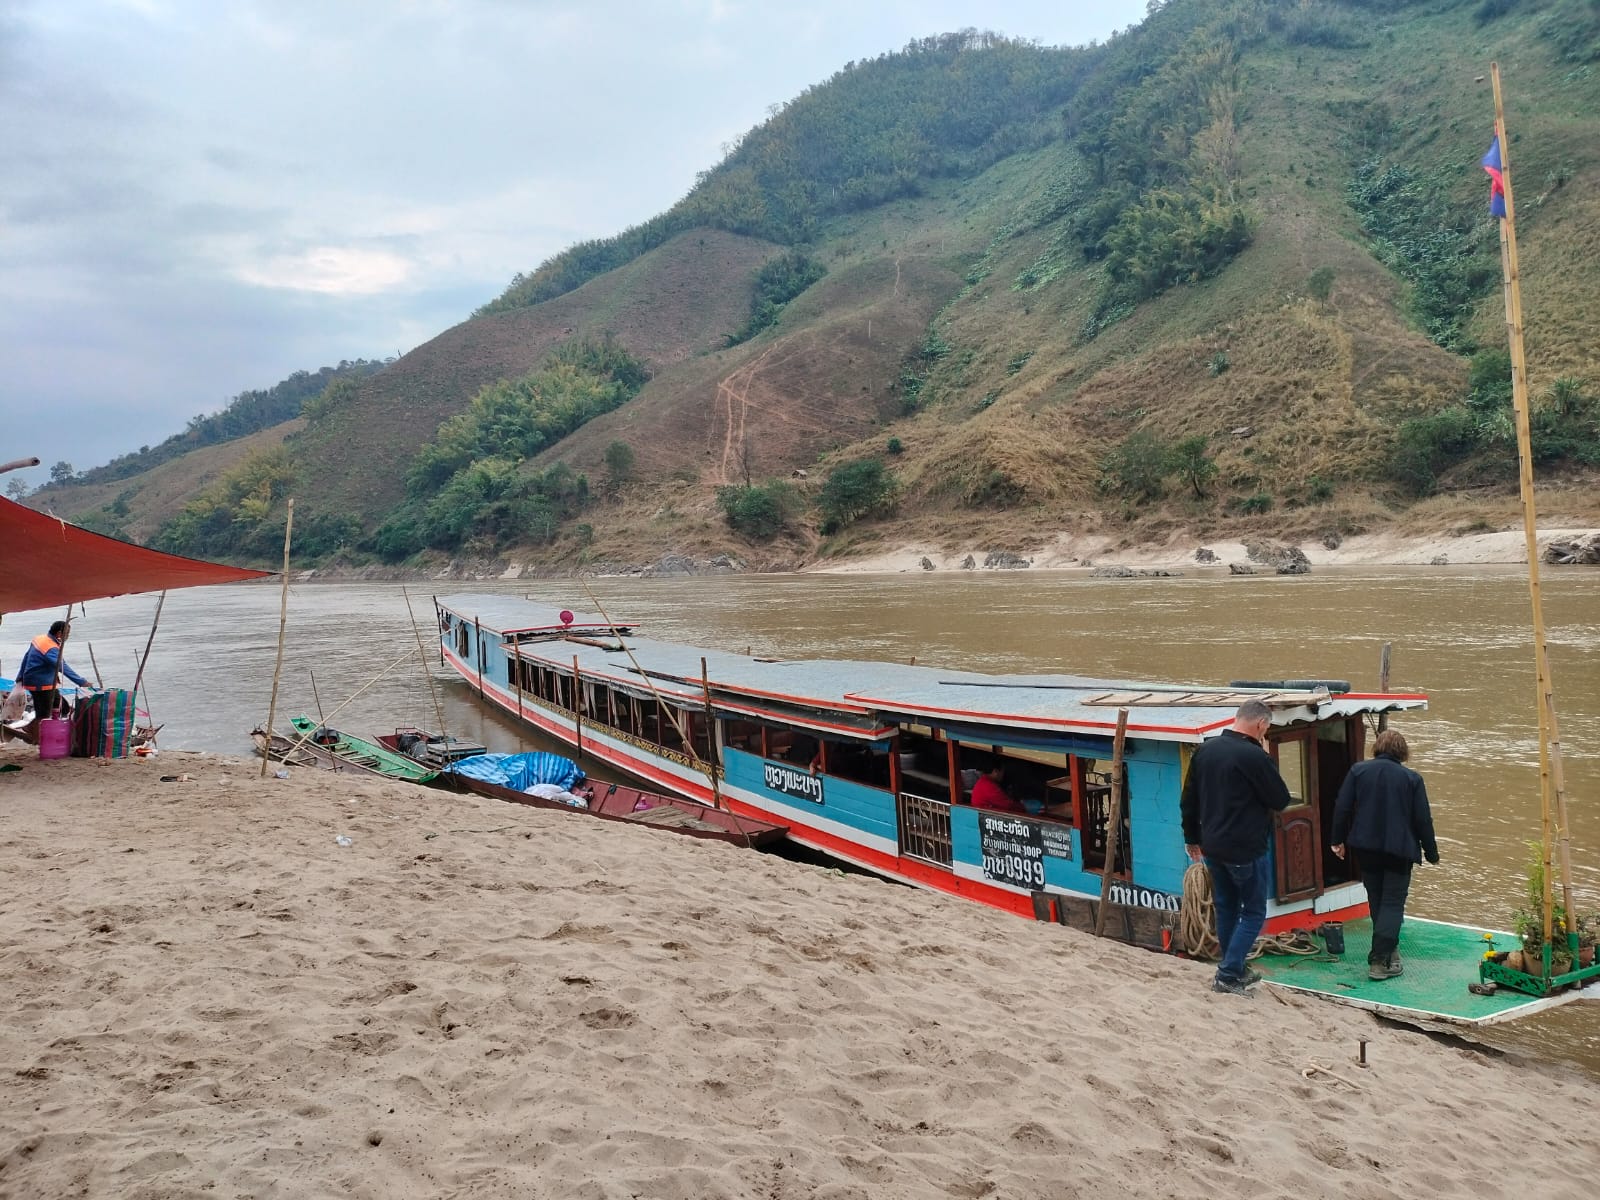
[899,792,952,868]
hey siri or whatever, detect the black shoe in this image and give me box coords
[1212,975,1254,997]
[1386,952,1404,978]
[1240,966,1264,986]
[1368,960,1390,981]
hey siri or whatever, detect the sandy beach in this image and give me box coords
[3,746,1597,1199]
[812,527,1600,574]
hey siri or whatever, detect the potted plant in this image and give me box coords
[1508,842,1597,975]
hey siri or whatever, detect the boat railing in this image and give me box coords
[898,791,953,868]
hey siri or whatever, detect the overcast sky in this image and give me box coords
[1,0,1150,487]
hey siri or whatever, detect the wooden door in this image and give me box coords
[1271,733,1321,901]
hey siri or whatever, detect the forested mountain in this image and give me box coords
[41,0,1600,569]
[60,359,388,490]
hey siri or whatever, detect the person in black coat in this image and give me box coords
[1331,729,1440,981]
[1181,699,1293,995]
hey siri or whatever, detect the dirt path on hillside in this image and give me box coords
[708,338,848,486]
[710,341,782,484]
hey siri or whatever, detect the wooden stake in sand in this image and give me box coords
[259,499,294,778]
[1094,708,1131,938]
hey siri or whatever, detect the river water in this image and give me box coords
[5,568,1599,1069]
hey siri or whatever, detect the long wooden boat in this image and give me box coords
[277,715,439,784]
[432,594,1596,1026]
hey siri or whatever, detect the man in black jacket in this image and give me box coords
[1181,700,1293,996]
[1331,729,1440,981]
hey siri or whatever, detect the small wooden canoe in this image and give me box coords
[276,716,439,784]
[374,728,488,769]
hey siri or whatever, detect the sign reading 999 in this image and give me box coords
[978,812,1046,889]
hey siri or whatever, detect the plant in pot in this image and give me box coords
[1508,841,1589,975]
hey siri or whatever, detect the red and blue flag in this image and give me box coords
[1482,135,1507,218]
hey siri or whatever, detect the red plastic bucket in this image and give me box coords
[38,717,71,760]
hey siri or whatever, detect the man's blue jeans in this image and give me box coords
[1205,855,1271,982]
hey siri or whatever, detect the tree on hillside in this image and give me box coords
[1168,435,1217,498]
[1099,431,1169,503]
[49,461,75,485]
[717,481,801,540]
[817,458,896,532]
[6,479,29,500]
[604,440,636,490]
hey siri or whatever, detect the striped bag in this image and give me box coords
[70,689,138,758]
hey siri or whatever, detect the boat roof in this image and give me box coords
[437,593,635,637]
[500,618,1427,744]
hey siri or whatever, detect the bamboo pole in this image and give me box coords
[1491,63,1578,968]
[403,587,450,745]
[0,456,41,475]
[131,651,154,730]
[259,500,294,778]
[572,654,584,762]
[131,591,167,698]
[1094,708,1132,937]
[1377,643,1391,732]
[701,657,723,810]
[473,616,485,698]
[86,643,104,688]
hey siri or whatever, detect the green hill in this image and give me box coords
[42,0,1600,568]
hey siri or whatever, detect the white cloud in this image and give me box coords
[235,245,414,295]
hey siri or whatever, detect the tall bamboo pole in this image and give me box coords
[1490,64,1577,966]
[131,591,167,697]
[572,654,584,762]
[403,587,450,745]
[259,500,294,778]
[701,657,723,811]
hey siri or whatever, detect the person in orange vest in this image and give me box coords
[10,620,90,744]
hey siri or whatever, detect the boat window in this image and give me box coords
[456,622,469,658]
[1274,737,1309,805]
[818,737,890,790]
[658,707,688,754]
[721,718,765,754]
[896,732,951,802]
[1075,755,1129,875]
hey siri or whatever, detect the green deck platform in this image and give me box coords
[1254,917,1600,1026]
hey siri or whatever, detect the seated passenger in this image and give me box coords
[970,762,1026,813]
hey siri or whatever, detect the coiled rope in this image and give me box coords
[1181,862,1221,959]
[1180,862,1338,962]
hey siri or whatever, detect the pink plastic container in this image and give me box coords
[38,717,71,760]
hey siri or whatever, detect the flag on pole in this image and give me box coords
[1482,135,1507,218]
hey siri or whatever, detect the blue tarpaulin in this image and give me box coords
[444,751,584,792]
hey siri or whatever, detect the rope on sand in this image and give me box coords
[1301,1059,1361,1088]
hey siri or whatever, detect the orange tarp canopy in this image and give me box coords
[0,495,272,615]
